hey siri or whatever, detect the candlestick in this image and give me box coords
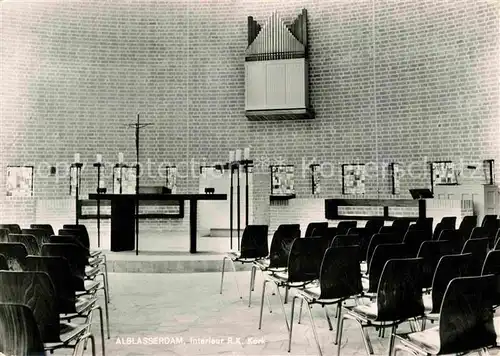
[235,149,242,162]
[229,151,235,163]
[96,154,102,163]
[244,147,250,160]
[74,153,80,163]
[118,152,124,164]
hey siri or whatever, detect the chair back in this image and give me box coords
[440,216,457,230]
[376,258,425,321]
[437,229,464,252]
[482,250,500,276]
[410,217,433,236]
[481,214,498,228]
[438,275,497,355]
[494,228,500,250]
[239,225,269,259]
[469,226,488,240]
[430,253,473,314]
[461,238,489,275]
[368,243,411,293]
[336,221,357,235]
[391,218,412,233]
[304,222,328,238]
[0,271,60,343]
[0,303,45,355]
[276,224,301,238]
[330,234,361,249]
[311,225,329,238]
[30,224,55,236]
[8,234,40,255]
[268,227,298,268]
[0,243,28,271]
[366,233,401,265]
[0,224,21,234]
[21,228,51,245]
[348,228,372,261]
[25,256,76,314]
[458,215,477,241]
[0,229,9,242]
[417,240,455,289]
[40,243,87,279]
[58,228,90,249]
[364,219,384,234]
[287,238,326,283]
[318,246,362,300]
[0,254,8,270]
[403,229,429,256]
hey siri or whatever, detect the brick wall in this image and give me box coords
[1,0,499,232]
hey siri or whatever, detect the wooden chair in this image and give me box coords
[437,229,463,253]
[403,230,430,257]
[258,237,326,333]
[8,234,40,255]
[25,256,107,352]
[22,228,51,245]
[304,222,328,237]
[220,225,269,304]
[0,229,9,242]
[338,258,425,356]
[0,224,21,234]
[458,215,477,243]
[30,224,55,236]
[365,233,402,269]
[0,254,8,270]
[288,246,363,355]
[0,271,97,355]
[0,242,28,270]
[461,238,489,275]
[416,241,455,290]
[393,275,497,356]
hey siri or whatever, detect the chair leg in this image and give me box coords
[325,306,333,331]
[306,302,323,356]
[337,315,346,356]
[288,296,297,353]
[102,286,110,339]
[298,298,304,324]
[220,256,227,294]
[249,267,255,307]
[362,325,374,355]
[91,305,106,356]
[230,259,242,299]
[420,317,426,331]
[251,265,256,291]
[284,286,289,304]
[334,302,342,345]
[388,325,397,356]
[258,279,268,330]
[275,283,290,331]
[102,255,109,303]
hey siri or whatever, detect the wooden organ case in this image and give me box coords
[245,9,314,121]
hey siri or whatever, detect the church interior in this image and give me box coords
[1,0,500,355]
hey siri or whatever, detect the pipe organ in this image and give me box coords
[245,9,314,121]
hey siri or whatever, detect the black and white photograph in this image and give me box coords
[0,0,499,355]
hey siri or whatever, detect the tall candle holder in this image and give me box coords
[70,162,83,225]
[93,162,106,248]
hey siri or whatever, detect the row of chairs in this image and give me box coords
[0,223,109,356]
[221,218,500,356]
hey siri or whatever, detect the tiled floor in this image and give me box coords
[75,271,430,356]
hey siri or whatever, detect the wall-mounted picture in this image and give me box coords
[270,165,295,196]
[6,166,34,197]
[431,161,457,186]
[342,164,365,195]
[166,166,177,193]
[390,163,400,195]
[113,165,136,194]
[310,164,321,194]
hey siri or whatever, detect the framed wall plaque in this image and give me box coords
[270,165,295,196]
[483,159,494,185]
[6,166,34,197]
[430,161,457,188]
[342,164,365,195]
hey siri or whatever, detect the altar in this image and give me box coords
[88,193,227,253]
